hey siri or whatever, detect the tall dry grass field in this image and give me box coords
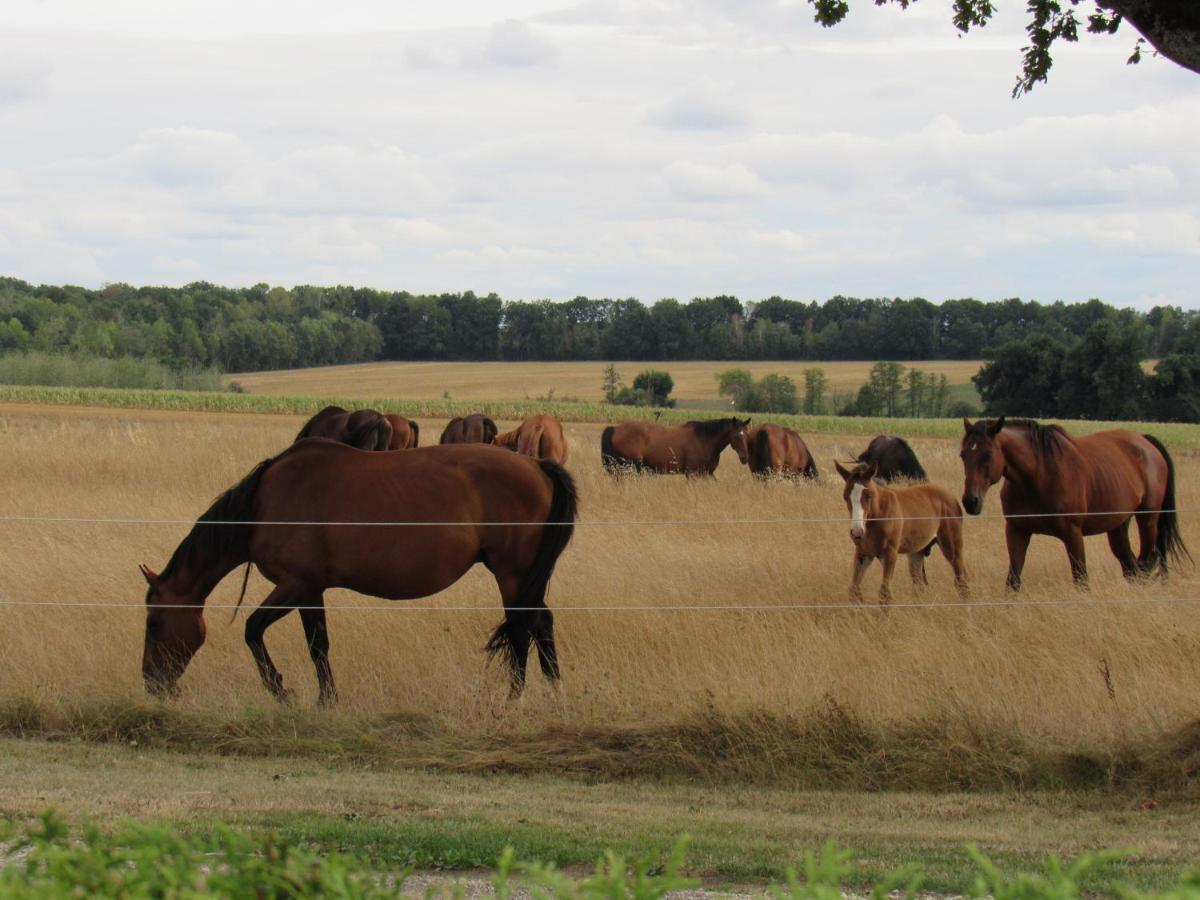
[1,403,1199,788]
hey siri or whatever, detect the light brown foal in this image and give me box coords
[835,460,968,605]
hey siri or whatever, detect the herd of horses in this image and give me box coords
[139,408,1190,705]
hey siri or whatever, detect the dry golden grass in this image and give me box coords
[1,402,1199,790]
[230,359,984,403]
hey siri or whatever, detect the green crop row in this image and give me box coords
[2,384,1199,448]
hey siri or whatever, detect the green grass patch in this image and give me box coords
[0,351,226,391]
[3,811,1197,897]
[2,384,1199,448]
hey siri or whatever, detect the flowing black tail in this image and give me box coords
[486,460,579,685]
[600,425,620,473]
[409,421,420,448]
[754,428,773,477]
[802,453,819,480]
[1143,433,1191,575]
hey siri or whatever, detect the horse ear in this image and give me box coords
[139,564,160,587]
[988,416,1006,436]
[864,461,879,482]
[834,460,851,481]
[963,417,973,434]
[742,418,751,427]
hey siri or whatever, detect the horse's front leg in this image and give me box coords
[878,547,898,606]
[1004,521,1031,593]
[849,549,872,604]
[245,583,302,702]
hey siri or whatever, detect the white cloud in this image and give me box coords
[0,2,1196,306]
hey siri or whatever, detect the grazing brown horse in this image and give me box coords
[440,414,499,445]
[139,441,577,704]
[835,460,968,604]
[494,414,569,465]
[731,423,818,480]
[856,435,927,482]
[296,405,393,451]
[384,414,420,449]
[601,418,750,476]
[960,417,1189,590]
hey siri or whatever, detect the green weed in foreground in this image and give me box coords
[2,813,1199,899]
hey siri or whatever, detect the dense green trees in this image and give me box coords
[9,277,1200,375]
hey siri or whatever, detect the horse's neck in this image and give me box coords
[164,549,246,607]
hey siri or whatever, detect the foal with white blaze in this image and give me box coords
[835,460,968,605]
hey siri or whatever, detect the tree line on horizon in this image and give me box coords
[2,276,1195,367]
[3,276,1200,421]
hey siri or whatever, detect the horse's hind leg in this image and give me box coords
[1134,510,1161,576]
[485,573,536,698]
[245,582,303,702]
[298,594,337,707]
[1106,520,1139,580]
[907,553,928,594]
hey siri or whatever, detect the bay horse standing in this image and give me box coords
[296,405,393,451]
[494,414,569,465]
[601,418,750,476]
[139,441,577,704]
[856,435,927,482]
[440,415,499,445]
[731,423,818,480]
[384,414,419,449]
[961,417,1189,590]
[835,460,967,604]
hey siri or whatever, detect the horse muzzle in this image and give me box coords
[850,527,864,540]
[962,494,983,516]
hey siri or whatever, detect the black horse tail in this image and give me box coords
[802,452,819,481]
[895,437,928,482]
[409,420,420,448]
[754,428,772,476]
[1143,433,1191,574]
[481,416,499,444]
[601,425,619,473]
[486,460,579,677]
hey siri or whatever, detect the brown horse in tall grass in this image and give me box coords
[835,460,967,604]
[856,435,927,482]
[139,441,577,704]
[601,417,750,476]
[494,414,569,465]
[961,417,1189,590]
[440,415,498,445]
[384,414,419,449]
[296,405,393,450]
[731,423,818,480]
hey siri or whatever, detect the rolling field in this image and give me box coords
[1,401,1200,887]
[229,359,986,405]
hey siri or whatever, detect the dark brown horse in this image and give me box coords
[440,415,499,445]
[384,414,420,449]
[601,418,750,476]
[960,417,1189,589]
[139,441,577,703]
[856,435,927,482]
[731,423,818,480]
[296,405,393,451]
[493,414,569,465]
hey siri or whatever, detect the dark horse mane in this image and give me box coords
[686,417,742,436]
[156,454,277,586]
[976,418,1071,462]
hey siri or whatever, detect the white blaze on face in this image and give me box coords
[850,483,866,538]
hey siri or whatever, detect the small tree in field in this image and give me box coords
[803,367,827,415]
[601,363,623,404]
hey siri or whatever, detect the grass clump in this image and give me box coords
[0,351,226,391]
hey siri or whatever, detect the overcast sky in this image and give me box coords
[2,0,1196,308]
